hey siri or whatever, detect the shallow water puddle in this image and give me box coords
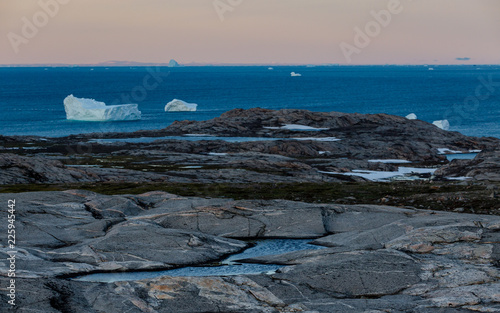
[445,153,478,161]
[74,239,324,283]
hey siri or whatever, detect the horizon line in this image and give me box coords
[1,62,499,68]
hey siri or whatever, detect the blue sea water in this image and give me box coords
[0,65,499,138]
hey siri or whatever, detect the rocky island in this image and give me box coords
[1,109,499,312]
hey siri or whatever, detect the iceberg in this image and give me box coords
[63,95,141,121]
[405,113,417,120]
[290,72,302,77]
[168,59,180,67]
[432,119,450,130]
[165,99,198,112]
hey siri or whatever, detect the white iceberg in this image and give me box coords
[168,59,180,67]
[290,72,302,77]
[165,99,198,112]
[268,67,274,70]
[405,113,417,120]
[63,95,141,121]
[432,119,450,130]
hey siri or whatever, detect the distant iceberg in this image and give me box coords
[405,113,417,120]
[63,95,141,121]
[165,99,197,112]
[168,59,180,67]
[268,67,274,70]
[432,119,450,130]
[290,72,302,77]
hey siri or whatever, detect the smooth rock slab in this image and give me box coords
[142,199,327,238]
[45,221,248,272]
[272,249,421,297]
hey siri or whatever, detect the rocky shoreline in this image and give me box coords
[1,190,499,312]
[1,109,499,186]
[1,109,499,312]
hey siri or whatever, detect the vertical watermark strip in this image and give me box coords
[340,0,406,63]
[213,0,244,22]
[444,74,500,126]
[6,199,17,306]
[7,0,72,54]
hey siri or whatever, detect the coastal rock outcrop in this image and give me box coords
[0,153,170,185]
[435,147,500,181]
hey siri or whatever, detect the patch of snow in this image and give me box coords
[63,95,141,121]
[183,134,215,137]
[208,153,228,156]
[319,167,436,182]
[318,151,328,155]
[181,166,203,169]
[469,149,482,153]
[405,113,417,120]
[165,99,197,112]
[368,159,412,164]
[290,72,302,77]
[293,137,340,142]
[446,177,472,181]
[432,119,450,130]
[264,124,329,131]
[438,148,463,154]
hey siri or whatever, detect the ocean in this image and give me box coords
[0,65,499,138]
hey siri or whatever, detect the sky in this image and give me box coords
[1,0,499,65]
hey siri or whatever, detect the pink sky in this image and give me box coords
[1,0,499,65]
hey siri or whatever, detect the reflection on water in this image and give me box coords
[74,239,324,283]
[445,153,478,161]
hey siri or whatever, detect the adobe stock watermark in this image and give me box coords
[66,67,170,156]
[443,74,500,126]
[110,68,170,106]
[213,0,244,22]
[7,0,71,54]
[340,0,408,63]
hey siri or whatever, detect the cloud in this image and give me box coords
[456,57,471,61]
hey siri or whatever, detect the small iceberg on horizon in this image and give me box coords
[432,119,450,130]
[290,72,302,77]
[268,67,274,70]
[63,95,141,121]
[168,59,180,67]
[165,99,198,112]
[405,113,417,120]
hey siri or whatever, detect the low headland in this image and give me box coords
[1,108,499,312]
